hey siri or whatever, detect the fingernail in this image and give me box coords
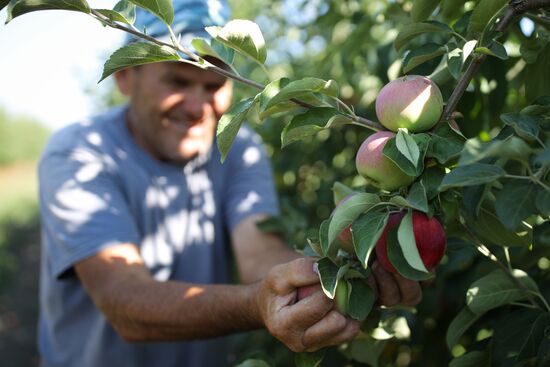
[312,262,319,275]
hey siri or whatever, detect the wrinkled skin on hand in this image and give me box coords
[255,257,360,352]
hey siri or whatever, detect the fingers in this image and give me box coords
[393,273,422,306]
[371,262,402,306]
[302,311,360,352]
[267,257,320,296]
[371,261,423,307]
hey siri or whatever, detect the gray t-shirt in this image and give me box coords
[37,106,279,367]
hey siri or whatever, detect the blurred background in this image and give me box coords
[0,0,547,366]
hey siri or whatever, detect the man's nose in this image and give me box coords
[182,86,210,120]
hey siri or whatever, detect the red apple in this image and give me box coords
[375,211,446,273]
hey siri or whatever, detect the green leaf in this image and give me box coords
[99,42,179,82]
[295,350,325,367]
[126,0,173,25]
[216,98,256,162]
[500,113,542,141]
[470,206,532,247]
[535,146,550,167]
[382,137,424,177]
[398,210,429,272]
[536,189,550,216]
[403,43,446,73]
[406,181,429,213]
[466,268,539,315]
[449,350,490,367]
[347,278,375,321]
[439,163,506,190]
[411,0,441,21]
[467,0,507,38]
[191,38,235,65]
[387,229,434,281]
[317,258,347,299]
[207,19,267,64]
[1,0,9,11]
[328,193,380,246]
[459,136,532,166]
[281,107,351,148]
[346,338,388,367]
[319,218,336,258]
[524,44,550,102]
[332,181,356,206]
[394,21,452,51]
[6,0,90,23]
[421,166,446,200]
[95,4,135,25]
[475,41,508,60]
[447,46,463,79]
[534,221,550,247]
[446,307,482,349]
[495,180,538,230]
[235,359,271,367]
[517,313,550,361]
[260,77,338,113]
[113,0,135,22]
[395,129,420,168]
[427,122,465,164]
[352,210,389,268]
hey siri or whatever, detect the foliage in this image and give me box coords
[3,0,550,366]
[0,107,50,166]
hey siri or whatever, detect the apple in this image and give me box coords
[375,211,446,273]
[332,195,355,254]
[375,75,443,133]
[355,131,415,191]
[296,281,349,315]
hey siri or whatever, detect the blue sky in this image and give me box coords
[0,2,124,130]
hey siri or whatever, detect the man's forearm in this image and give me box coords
[100,278,263,342]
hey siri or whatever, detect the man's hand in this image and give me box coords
[255,257,360,352]
[368,260,423,307]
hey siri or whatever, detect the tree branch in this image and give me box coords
[442,0,550,121]
[90,10,384,131]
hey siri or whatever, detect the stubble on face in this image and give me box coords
[125,62,231,164]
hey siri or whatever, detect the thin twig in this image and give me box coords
[89,9,384,131]
[442,0,550,122]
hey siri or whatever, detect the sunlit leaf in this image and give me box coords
[495,180,538,230]
[127,0,173,25]
[446,307,482,349]
[387,229,434,280]
[466,268,539,315]
[403,43,446,73]
[394,21,452,51]
[352,210,389,268]
[216,97,256,162]
[397,210,429,272]
[6,0,90,23]
[328,193,380,246]
[439,163,506,190]
[100,42,179,82]
[281,107,351,148]
[207,19,267,64]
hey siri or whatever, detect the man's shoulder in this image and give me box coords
[41,106,127,159]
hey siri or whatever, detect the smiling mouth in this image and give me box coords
[162,117,208,137]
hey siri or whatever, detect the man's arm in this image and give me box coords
[74,244,358,352]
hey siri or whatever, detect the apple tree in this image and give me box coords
[3,0,550,366]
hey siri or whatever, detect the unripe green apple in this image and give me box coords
[296,281,349,316]
[334,280,349,315]
[375,211,446,274]
[376,75,443,133]
[355,131,415,191]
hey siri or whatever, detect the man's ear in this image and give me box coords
[113,68,133,96]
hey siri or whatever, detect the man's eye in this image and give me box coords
[205,84,223,92]
[170,79,190,88]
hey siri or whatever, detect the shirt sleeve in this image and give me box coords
[39,147,141,279]
[222,127,280,232]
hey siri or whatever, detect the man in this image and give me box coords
[37,1,423,366]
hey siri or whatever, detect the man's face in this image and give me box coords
[116,61,232,163]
